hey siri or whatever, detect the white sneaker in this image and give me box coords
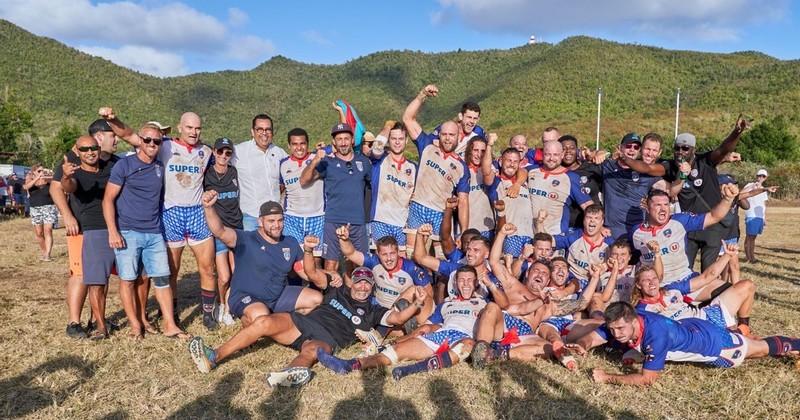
[355,328,383,357]
[265,367,312,388]
[216,304,235,326]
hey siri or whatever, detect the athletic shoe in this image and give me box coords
[86,319,121,333]
[203,313,219,331]
[265,367,312,388]
[188,337,217,373]
[316,348,356,375]
[355,328,383,357]
[66,322,87,339]
[216,304,235,326]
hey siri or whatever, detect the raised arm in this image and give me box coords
[439,197,458,257]
[457,191,469,235]
[413,224,441,272]
[599,259,620,303]
[299,147,325,187]
[708,116,749,165]
[481,134,497,185]
[336,224,365,266]
[704,183,738,228]
[386,286,428,325]
[402,85,438,141]
[201,190,237,248]
[98,107,142,147]
[302,235,334,289]
[690,248,732,290]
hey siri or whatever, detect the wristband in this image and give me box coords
[497,211,506,218]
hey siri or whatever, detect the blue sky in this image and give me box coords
[1,0,798,77]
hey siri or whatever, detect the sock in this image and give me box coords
[490,341,511,361]
[392,352,453,380]
[201,289,217,317]
[738,317,750,326]
[764,336,800,356]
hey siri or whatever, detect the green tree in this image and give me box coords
[738,116,799,166]
[0,90,34,163]
[41,124,81,168]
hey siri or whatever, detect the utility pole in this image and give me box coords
[674,88,681,139]
[595,87,602,150]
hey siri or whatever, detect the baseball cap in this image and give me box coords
[88,119,113,135]
[331,123,354,137]
[620,132,641,145]
[756,169,768,177]
[258,201,283,217]
[214,137,234,150]
[675,133,697,148]
[146,121,171,135]
[351,266,375,285]
[718,174,737,185]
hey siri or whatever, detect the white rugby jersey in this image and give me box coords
[429,296,487,334]
[489,174,533,237]
[411,133,470,212]
[467,165,495,233]
[363,255,431,309]
[370,154,417,227]
[279,155,324,217]
[599,265,636,304]
[527,167,590,235]
[554,229,613,281]
[158,138,212,209]
[629,213,705,284]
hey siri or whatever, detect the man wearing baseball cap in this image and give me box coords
[620,116,751,272]
[742,169,779,263]
[189,257,426,388]
[299,122,373,280]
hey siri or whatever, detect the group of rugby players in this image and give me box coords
[52,84,798,388]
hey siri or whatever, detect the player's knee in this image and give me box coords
[152,276,170,289]
[740,279,756,294]
[251,315,271,333]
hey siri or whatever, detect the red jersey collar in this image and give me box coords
[582,232,605,252]
[391,155,407,168]
[638,291,666,307]
[289,154,310,166]
[385,258,403,278]
[638,219,671,236]
[628,315,646,349]
[541,166,567,179]
[172,137,196,153]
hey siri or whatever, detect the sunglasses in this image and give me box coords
[77,145,101,152]
[624,143,641,151]
[674,145,692,152]
[345,161,353,175]
[141,137,163,145]
[215,149,233,157]
[254,127,273,134]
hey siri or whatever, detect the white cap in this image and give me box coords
[756,169,768,177]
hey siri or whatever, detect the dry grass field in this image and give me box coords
[1,209,799,419]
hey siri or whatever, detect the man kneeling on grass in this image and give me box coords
[189,241,427,388]
[317,265,508,380]
[571,301,800,386]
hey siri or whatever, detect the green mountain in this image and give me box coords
[2,19,800,150]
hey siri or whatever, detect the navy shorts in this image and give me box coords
[82,229,117,286]
[228,286,304,319]
[323,222,368,261]
[290,312,338,351]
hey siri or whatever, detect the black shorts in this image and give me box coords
[289,313,338,352]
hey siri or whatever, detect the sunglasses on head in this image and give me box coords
[674,145,692,152]
[345,161,353,175]
[77,145,101,152]
[215,149,233,157]
[141,137,162,145]
[624,143,641,150]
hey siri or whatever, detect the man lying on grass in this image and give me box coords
[316,265,508,380]
[189,240,426,388]
[570,301,800,386]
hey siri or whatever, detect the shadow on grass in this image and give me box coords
[488,361,640,419]
[428,377,472,420]
[755,292,800,313]
[106,273,202,329]
[329,369,421,420]
[741,266,799,286]
[260,377,303,419]
[0,355,96,418]
[760,246,800,255]
[167,371,249,419]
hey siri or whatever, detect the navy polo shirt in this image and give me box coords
[230,230,303,305]
[599,159,660,239]
[316,154,372,224]
[108,154,164,233]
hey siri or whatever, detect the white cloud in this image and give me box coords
[227,7,248,26]
[78,44,189,77]
[301,30,333,46]
[226,35,276,61]
[0,0,276,75]
[434,0,789,42]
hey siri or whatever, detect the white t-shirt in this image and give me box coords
[743,182,768,219]
[233,140,288,217]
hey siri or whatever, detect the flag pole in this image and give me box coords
[674,88,681,139]
[595,87,602,150]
